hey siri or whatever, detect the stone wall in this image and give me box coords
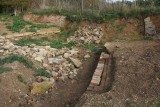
[144,15,160,39]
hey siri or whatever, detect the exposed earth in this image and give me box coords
[0,14,160,107]
[77,41,160,107]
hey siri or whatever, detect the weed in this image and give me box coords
[116,24,126,32]
[17,74,27,84]
[15,37,48,46]
[65,41,77,48]
[50,39,64,49]
[2,33,7,36]
[83,43,104,54]
[1,14,57,32]
[0,66,12,74]
[6,16,30,32]
[0,55,33,68]
[36,68,52,78]
[143,36,154,41]
[37,93,46,100]
[148,99,160,107]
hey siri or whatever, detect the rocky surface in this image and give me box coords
[67,25,103,44]
[144,17,156,35]
[0,35,92,94]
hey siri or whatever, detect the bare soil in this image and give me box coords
[0,15,160,107]
[33,54,100,107]
[77,41,160,107]
[0,62,34,107]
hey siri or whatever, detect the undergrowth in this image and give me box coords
[83,43,104,54]
[17,74,27,84]
[0,15,58,32]
[15,21,79,49]
[36,68,52,78]
[0,55,52,78]
[32,7,160,22]
[0,66,13,74]
[0,55,33,68]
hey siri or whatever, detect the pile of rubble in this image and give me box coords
[67,25,103,44]
[0,36,89,83]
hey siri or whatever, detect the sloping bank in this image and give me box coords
[34,52,102,107]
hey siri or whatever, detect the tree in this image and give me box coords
[0,0,32,15]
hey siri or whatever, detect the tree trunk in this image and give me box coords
[81,0,84,15]
[14,7,17,16]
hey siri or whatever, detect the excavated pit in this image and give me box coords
[35,47,115,107]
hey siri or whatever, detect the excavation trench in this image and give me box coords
[36,47,115,107]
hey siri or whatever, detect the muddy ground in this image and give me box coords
[76,41,160,107]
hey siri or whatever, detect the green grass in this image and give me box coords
[0,55,33,68]
[0,66,13,74]
[83,43,104,54]
[32,7,160,22]
[32,9,121,22]
[17,74,27,84]
[148,99,160,107]
[143,36,154,41]
[6,16,31,32]
[15,37,48,46]
[15,21,79,49]
[116,24,126,32]
[50,39,77,49]
[0,14,58,32]
[36,68,52,78]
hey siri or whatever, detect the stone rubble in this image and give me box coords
[67,25,103,44]
[0,35,88,85]
[144,17,156,35]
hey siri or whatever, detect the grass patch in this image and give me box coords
[0,55,33,68]
[116,24,126,32]
[36,68,52,78]
[148,99,160,107]
[1,14,57,32]
[6,16,30,32]
[17,74,27,84]
[32,7,160,22]
[143,36,154,41]
[0,66,12,74]
[83,43,104,54]
[15,37,49,46]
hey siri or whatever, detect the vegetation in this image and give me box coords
[1,15,57,32]
[15,21,79,49]
[83,43,104,54]
[0,0,32,15]
[0,55,33,68]
[15,37,48,46]
[36,68,52,78]
[17,73,27,84]
[0,66,13,74]
[6,16,30,32]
